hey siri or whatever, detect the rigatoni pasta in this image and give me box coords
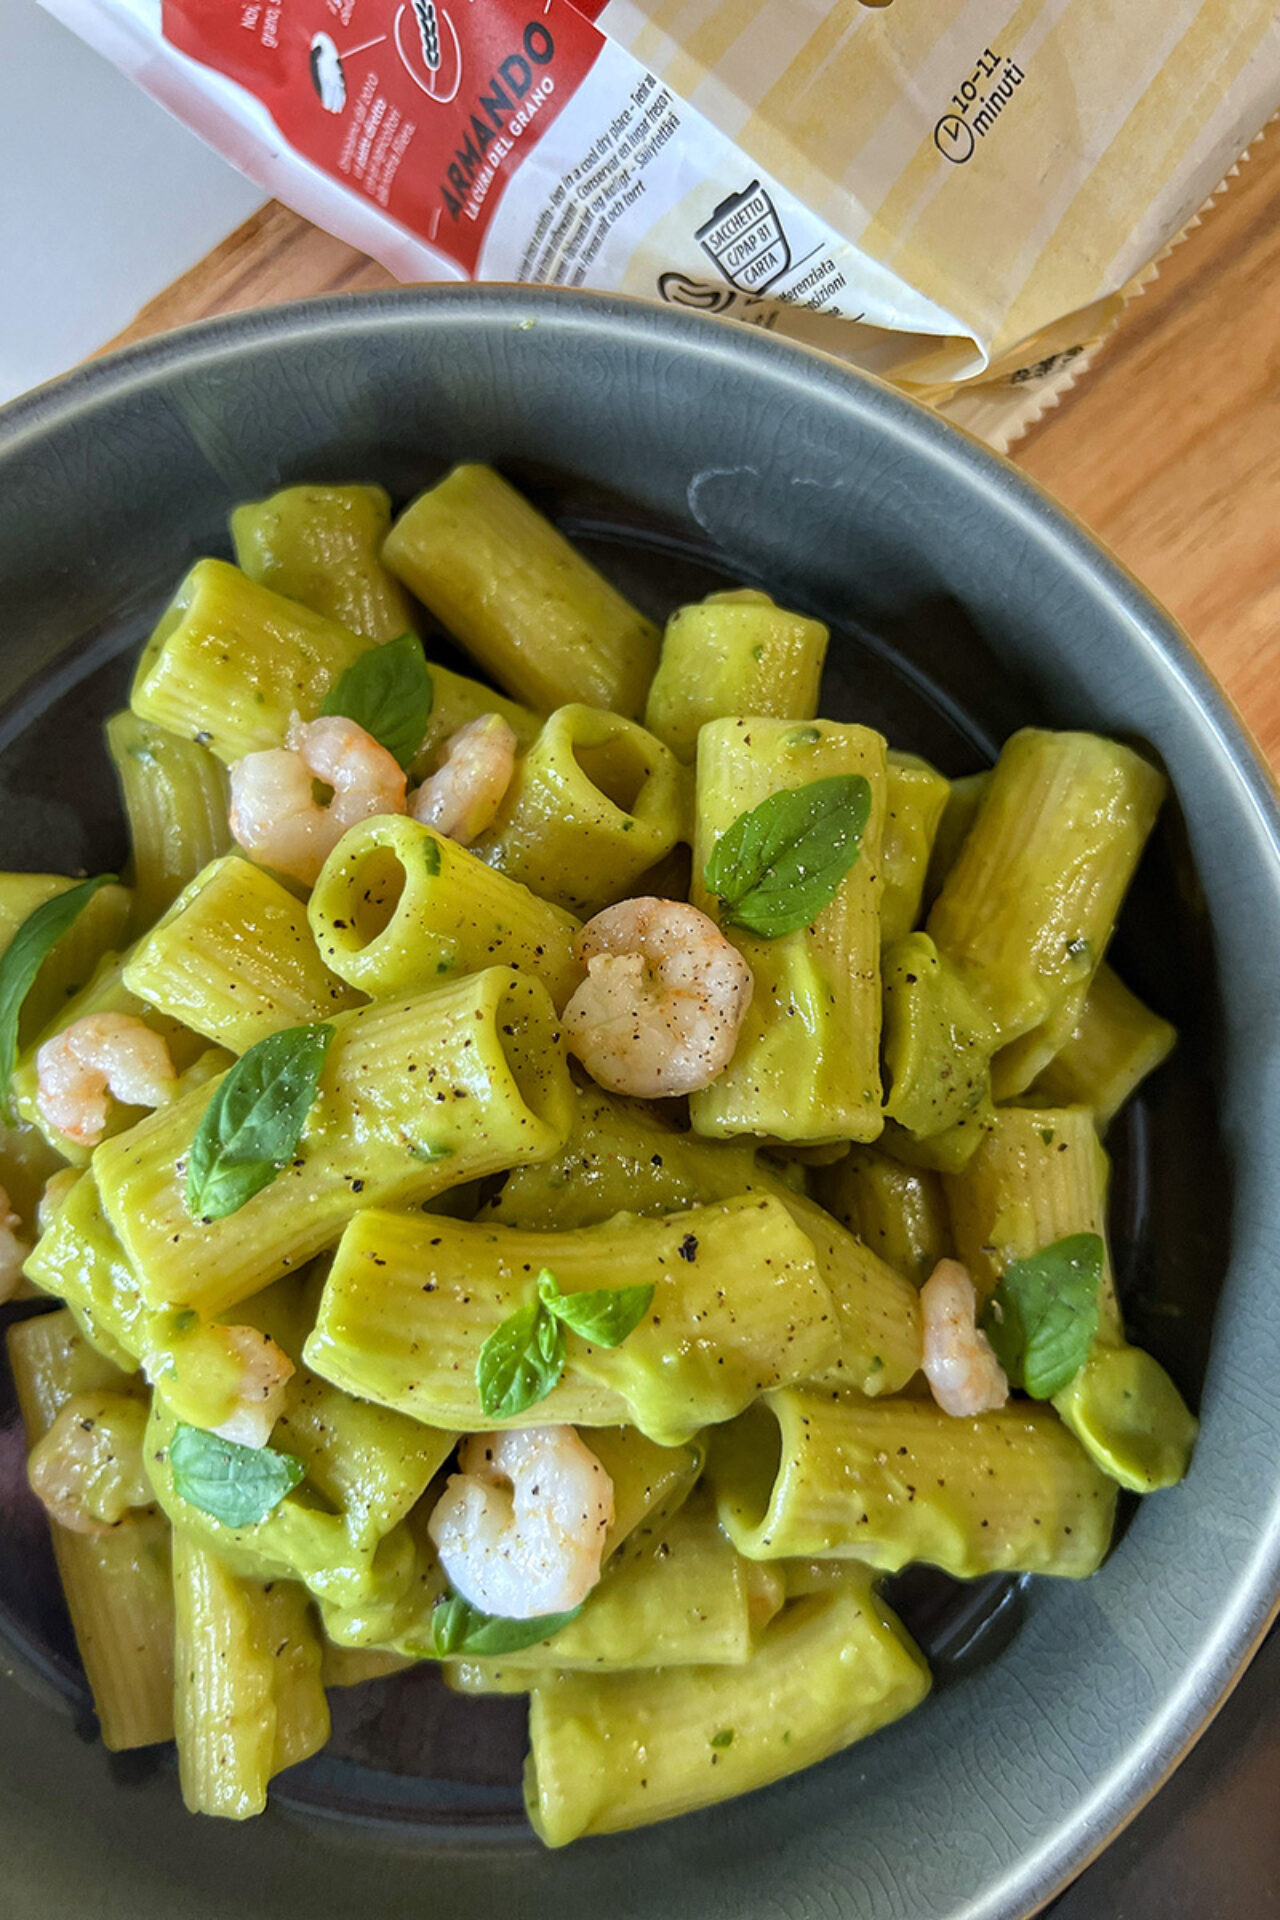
[382,464,660,719]
[525,1565,930,1846]
[95,970,573,1318]
[123,855,363,1052]
[2,459,1193,1849]
[690,716,888,1144]
[304,1195,838,1444]
[131,558,376,760]
[643,590,829,763]
[468,703,688,917]
[709,1388,1117,1578]
[307,814,581,1008]
[230,483,420,645]
[106,711,233,936]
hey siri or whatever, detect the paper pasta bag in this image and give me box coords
[40,0,1280,431]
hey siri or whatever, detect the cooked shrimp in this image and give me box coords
[0,1184,29,1305]
[412,714,517,845]
[36,1013,176,1149]
[211,1327,295,1449]
[28,1391,151,1535]
[427,1425,614,1619]
[228,712,407,885]
[562,897,754,1097]
[921,1258,1009,1417]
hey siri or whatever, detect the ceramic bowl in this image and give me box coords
[1,287,1277,1920]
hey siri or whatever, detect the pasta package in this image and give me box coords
[36,0,1279,443]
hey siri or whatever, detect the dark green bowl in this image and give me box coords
[1,287,1277,1920]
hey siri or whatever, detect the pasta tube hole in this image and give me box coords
[573,735,653,816]
[715,1400,784,1535]
[312,842,410,957]
[344,846,407,946]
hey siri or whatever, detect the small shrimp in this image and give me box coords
[920,1257,1009,1418]
[411,713,517,846]
[36,1013,176,1149]
[562,897,754,1098]
[228,712,407,885]
[427,1425,614,1620]
[0,1183,30,1305]
[210,1327,295,1450]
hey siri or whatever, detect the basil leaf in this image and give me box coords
[0,874,116,1121]
[431,1592,584,1658]
[476,1299,566,1419]
[538,1268,655,1348]
[169,1422,304,1527]
[981,1233,1104,1399]
[185,1022,333,1222]
[704,775,871,939]
[320,631,434,770]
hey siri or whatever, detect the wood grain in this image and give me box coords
[103,137,1280,763]
[1019,128,1280,766]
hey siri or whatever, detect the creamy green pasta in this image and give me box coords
[1,462,1194,1844]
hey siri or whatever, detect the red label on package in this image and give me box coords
[162,0,606,273]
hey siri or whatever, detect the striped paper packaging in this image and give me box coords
[40,0,1280,444]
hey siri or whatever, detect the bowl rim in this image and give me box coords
[1,281,1279,1918]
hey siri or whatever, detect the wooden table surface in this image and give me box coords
[105,128,1280,764]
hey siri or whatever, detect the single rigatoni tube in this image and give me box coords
[172,1534,329,1818]
[0,874,133,1045]
[691,717,888,1143]
[480,1089,918,1395]
[944,1105,1119,1323]
[481,1083,788,1231]
[105,710,232,935]
[1053,1341,1199,1496]
[7,1309,174,1750]
[124,855,363,1053]
[709,1389,1117,1578]
[24,1169,155,1363]
[382,464,660,718]
[643,590,829,763]
[11,951,204,1164]
[130,559,375,762]
[304,1195,837,1446]
[95,969,574,1319]
[469,704,688,917]
[816,1148,951,1286]
[524,1565,930,1845]
[308,815,581,1009]
[1024,963,1176,1129]
[927,730,1165,1087]
[881,752,951,945]
[230,483,420,642]
[945,1105,1196,1491]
